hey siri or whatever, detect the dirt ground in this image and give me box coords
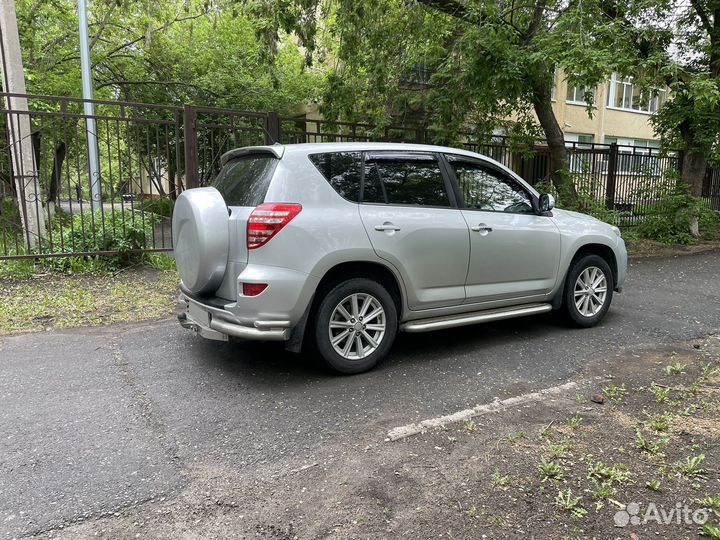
[44,334,720,540]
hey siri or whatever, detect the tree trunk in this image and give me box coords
[681,149,707,199]
[532,86,578,206]
[168,161,177,201]
[47,141,66,204]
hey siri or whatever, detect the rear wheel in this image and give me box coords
[561,254,614,327]
[313,277,398,374]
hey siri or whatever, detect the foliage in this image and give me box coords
[140,197,174,218]
[635,184,720,244]
[39,209,155,272]
[14,0,323,111]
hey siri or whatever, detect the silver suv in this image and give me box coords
[173,143,627,373]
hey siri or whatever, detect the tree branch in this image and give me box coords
[689,0,713,34]
[416,0,479,23]
[102,13,207,58]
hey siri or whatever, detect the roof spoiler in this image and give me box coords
[220,145,285,166]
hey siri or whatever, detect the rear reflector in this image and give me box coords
[242,283,268,296]
[247,203,302,249]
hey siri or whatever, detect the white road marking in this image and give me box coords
[385,380,579,442]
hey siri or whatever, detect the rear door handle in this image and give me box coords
[471,224,493,233]
[374,222,401,232]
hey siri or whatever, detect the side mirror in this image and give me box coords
[539,193,555,213]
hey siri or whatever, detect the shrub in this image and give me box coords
[40,208,154,272]
[140,197,174,218]
[635,185,719,244]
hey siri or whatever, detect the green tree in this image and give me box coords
[6,0,323,205]
[650,1,720,201]
[250,0,671,204]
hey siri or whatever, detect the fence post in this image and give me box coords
[265,112,280,145]
[183,105,198,189]
[415,127,425,144]
[605,143,618,210]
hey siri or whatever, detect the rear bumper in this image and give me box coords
[177,295,291,342]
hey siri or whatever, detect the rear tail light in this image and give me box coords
[242,283,268,296]
[247,203,302,249]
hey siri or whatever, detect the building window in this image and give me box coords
[565,133,594,172]
[605,137,662,174]
[566,84,593,104]
[607,73,668,114]
[565,133,594,147]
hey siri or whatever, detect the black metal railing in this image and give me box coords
[1,92,717,259]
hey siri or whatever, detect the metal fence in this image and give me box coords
[1,93,718,260]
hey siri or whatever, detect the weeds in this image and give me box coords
[646,412,675,433]
[603,383,628,401]
[650,383,670,403]
[491,469,510,489]
[635,430,668,456]
[664,362,687,376]
[555,489,587,518]
[538,456,564,481]
[566,414,583,428]
[674,454,707,479]
[586,459,631,484]
[646,479,662,491]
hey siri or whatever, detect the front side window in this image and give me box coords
[308,152,362,202]
[362,153,450,207]
[447,157,534,214]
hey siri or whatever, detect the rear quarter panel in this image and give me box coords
[250,151,407,294]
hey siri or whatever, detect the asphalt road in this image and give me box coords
[1,251,719,538]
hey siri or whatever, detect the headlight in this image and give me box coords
[611,225,622,238]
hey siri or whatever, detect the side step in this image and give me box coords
[401,303,553,333]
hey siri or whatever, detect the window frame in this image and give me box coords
[606,73,668,115]
[359,151,459,209]
[441,154,541,215]
[565,84,594,106]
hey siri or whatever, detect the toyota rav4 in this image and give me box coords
[173,143,627,374]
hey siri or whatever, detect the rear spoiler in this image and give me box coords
[220,145,285,166]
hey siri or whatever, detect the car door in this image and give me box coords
[358,151,470,310]
[443,154,561,303]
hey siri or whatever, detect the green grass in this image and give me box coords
[0,268,179,334]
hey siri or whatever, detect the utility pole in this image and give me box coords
[0,0,46,248]
[78,0,102,210]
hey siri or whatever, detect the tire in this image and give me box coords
[313,277,398,374]
[561,254,614,328]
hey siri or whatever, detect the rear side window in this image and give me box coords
[363,153,450,207]
[308,152,362,202]
[212,155,278,206]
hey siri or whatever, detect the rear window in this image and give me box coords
[308,152,362,202]
[212,155,278,206]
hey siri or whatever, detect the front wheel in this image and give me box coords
[561,254,614,327]
[313,277,398,374]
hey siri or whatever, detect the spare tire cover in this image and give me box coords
[172,187,229,295]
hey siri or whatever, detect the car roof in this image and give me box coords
[221,142,490,165]
[219,142,540,197]
[280,141,484,159]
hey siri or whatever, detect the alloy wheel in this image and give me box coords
[573,266,608,317]
[328,293,386,360]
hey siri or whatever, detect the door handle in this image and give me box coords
[374,222,401,232]
[471,224,493,233]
